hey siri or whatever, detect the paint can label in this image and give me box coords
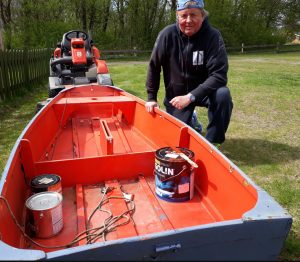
[155,147,195,202]
[25,192,63,238]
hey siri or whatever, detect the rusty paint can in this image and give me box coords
[25,191,63,238]
[30,174,62,194]
[155,147,195,202]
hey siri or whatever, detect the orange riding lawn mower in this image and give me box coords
[48,30,113,98]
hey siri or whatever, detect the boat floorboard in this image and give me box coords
[42,116,155,161]
[26,175,217,252]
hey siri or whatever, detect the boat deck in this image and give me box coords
[14,90,256,253]
[25,175,219,252]
[20,96,224,252]
[40,114,155,161]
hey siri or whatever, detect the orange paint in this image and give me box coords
[0,85,258,252]
[71,38,87,65]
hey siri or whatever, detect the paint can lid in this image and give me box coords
[26,192,62,211]
[155,147,194,161]
[30,174,61,189]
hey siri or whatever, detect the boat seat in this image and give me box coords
[34,151,156,185]
[55,96,135,105]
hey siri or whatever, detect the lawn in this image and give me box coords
[0,52,299,260]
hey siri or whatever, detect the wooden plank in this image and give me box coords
[7,50,12,96]
[16,49,21,91]
[83,184,118,242]
[100,119,113,155]
[21,49,25,86]
[120,178,166,235]
[74,118,99,157]
[11,49,17,95]
[145,177,218,228]
[76,184,87,246]
[72,118,80,158]
[3,50,11,98]
[28,49,32,83]
[0,50,5,100]
[112,116,132,153]
[23,49,29,87]
[55,96,134,105]
[13,49,18,95]
[104,180,137,239]
[35,152,156,186]
[138,175,174,231]
[91,117,102,155]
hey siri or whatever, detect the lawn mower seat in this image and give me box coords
[61,30,93,65]
[48,30,113,98]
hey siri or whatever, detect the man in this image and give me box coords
[145,0,233,145]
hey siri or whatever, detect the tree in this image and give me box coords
[100,0,112,33]
[0,15,4,49]
[281,0,300,41]
[0,0,298,50]
[205,0,288,46]
[0,0,13,49]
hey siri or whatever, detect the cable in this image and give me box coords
[0,186,135,249]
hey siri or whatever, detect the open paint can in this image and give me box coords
[25,191,63,238]
[30,174,62,194]
[154,147,195,202]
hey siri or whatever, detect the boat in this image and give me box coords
[0,83,292,260]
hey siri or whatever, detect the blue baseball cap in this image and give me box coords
[177,0,204,11]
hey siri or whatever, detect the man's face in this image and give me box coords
[177,8,204,37]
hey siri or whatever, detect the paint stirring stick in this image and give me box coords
[172,147,198,169]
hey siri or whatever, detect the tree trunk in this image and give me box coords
[0,0,12,49]
[102,0,111,33]
[88,6,95,31]
[81,0,87,31]
[0,16,3,50]
[170,0,177,11]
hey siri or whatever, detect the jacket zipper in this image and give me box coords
[185,37,190,94]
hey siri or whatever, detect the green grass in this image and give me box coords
[0,83,48,173]
[0,53,299,260]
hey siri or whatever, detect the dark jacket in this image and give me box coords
[146,17,228,103]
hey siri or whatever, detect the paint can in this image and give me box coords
[30,174,62,194]
[154,147,195,202]
[25,191,63,238]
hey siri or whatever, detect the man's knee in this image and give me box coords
[215,86,232,106]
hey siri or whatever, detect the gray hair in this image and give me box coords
[202,9,209,18]
[176,8,209,20]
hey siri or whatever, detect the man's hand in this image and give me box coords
[170,94,191,110]
[145,101,159,113]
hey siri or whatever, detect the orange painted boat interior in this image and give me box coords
[0,85,258,252]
